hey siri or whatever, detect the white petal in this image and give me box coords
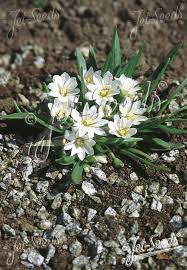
[65,77,77,89]
[103,71,113,85]
[85,92,93,100]
[53,75,63,86]
[83,103,90,118]
[77,148,85,160]
[61,72,70,82]
[71,109,80,122]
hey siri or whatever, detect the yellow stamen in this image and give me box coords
[84,75,93,84]
[81,118,93,126]
[75,138,85,147]
[99,87,109,97]
[59,87,68,96]
[56,109,65,119]
[126,112,135,120]
[117,128,129,137]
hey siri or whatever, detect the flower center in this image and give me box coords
[59,87,68,96]
[75,137,85,147]
[84,75,93,84]
[81,118,93,127]
[56,109,65,119]
[99,87,110,97]
[117,128,129,137]
[126,112,135,120]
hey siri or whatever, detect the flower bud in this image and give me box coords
[94,155,107,164]
[113,157,124,168]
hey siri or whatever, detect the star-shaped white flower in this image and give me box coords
[108,114,137,138]
[115,74,140,99]
[48,98,72,120]
[119,97,147,125]
[85,71,120,105]
[64,130,96,160]
[83,67,101,86]
[48,72,80,103]
[71,102,108,138]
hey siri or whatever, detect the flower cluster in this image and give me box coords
[48,68,147,160]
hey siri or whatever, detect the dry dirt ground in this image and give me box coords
[0,0,187,270]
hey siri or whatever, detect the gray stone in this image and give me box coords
[82,181,97,196]
[2,224,16,237]
[27,249,44,266]
[167,174,180,184]
[87,208,97,221]
[45,245,56,264]
[90,167,107,182]
[72,255,90,268]
[51,194,62,209]
[148,182,160,194]
[104,207,117,217]
[69,240,82,257]
[151,199,162,212]
[130,172,138,181]
[51,225,66,243]
[36,181,49,193]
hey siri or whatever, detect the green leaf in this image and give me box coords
[157,124,187,135]
[42,82,49,93]
[102,27,121,74]
[120,149,169,172]
[75,48,87,75]
[71,162,84,184]
[96,136,142,145]
[94,144,107,154]
[88,47,97,70]
[13,101,22,113]
[119,44,144,77]
[79,67,87,107]
[152,138,184,150]
[56,155,76,165]
[127,147,153,161]
[0,113,63,133]
[142,43,183,102]
[158,78,187,115]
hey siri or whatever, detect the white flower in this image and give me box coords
[119,97,147,125]
[71,103,108,138]
[64,130,96,160]
[108,114,137,138]
[48,72,80,103]
[116,74,140,99]
[48,98,72,120]
[83,67,101,86]
[85,71,120,105]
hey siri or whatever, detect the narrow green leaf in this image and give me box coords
[152,138,184,150]
[157,124,187,135]
[42,82,49,93]
[88,47,97,70]
[0,113,63,133]
[75,48,87,74]
[71,162,84,184]
[96,136,142,145]
[158,78,187,115]
[142,43,183,101]
[102,27,121,74]
[120,44,144,77]
[80,67,87,107]
[13,101,22,113]
[127,147,153,161]
[120,149,169,172]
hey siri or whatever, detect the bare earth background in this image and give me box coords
[0,0,187,270]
